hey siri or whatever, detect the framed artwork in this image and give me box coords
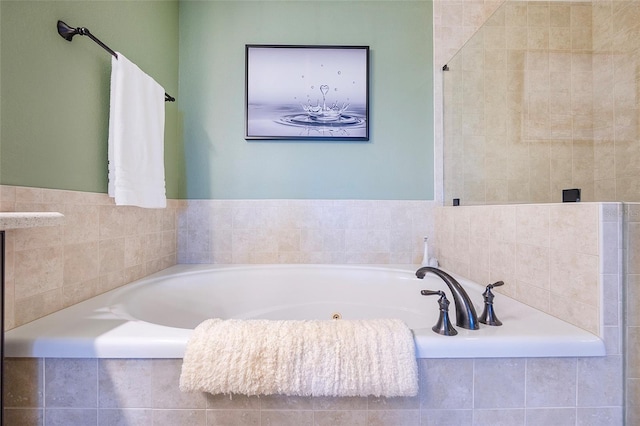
[245,45,369,141]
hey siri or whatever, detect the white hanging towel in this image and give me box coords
[108,52,166,208]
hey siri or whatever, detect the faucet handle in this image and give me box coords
[421,289,458,336]
[488,280,504,289]
[479,281,504,326]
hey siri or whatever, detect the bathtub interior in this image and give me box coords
[110,265,435,329]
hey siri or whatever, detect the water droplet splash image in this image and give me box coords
[300,84,350,122]
[277,84,365,134]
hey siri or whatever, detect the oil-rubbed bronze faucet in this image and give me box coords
[421,289,458,336]
[416,267,479,330]
[479,281,504,326]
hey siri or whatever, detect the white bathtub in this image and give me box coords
[5,264,605,359]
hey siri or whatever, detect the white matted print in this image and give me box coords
[245,45,369,141]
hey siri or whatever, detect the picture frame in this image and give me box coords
[245,44,370,141]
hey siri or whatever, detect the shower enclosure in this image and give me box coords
[441,1,639,423]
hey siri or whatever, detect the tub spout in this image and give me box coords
[416,266,479,330]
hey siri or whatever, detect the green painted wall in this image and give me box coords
[0,1,183,198]
[179,0,434,200]
[0,1,434,201]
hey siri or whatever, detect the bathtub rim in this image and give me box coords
[5,263,606,359]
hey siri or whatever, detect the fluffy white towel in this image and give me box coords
[108,52,166,208]
[179,318,418,397]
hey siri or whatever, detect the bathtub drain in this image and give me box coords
[331,312,342,320]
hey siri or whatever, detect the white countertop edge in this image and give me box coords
[0,212,65,230]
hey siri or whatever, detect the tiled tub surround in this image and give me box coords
[178,199,436,266]
[1,0,631,422]
[0,185,184,330]
[432,1,633,423]
[625,203,640,425]
[433,202,619,337]
[3,200,624,425]
[4,355,623,426]
[425,201,624,426]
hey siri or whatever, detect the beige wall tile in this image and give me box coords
[549,250,599,306]
[516,204,550,248]
[153,410,205,426]
[420,358,473,410]
[12,226,63,252]
[63,204,99,245]
[367,410,420,426]
[515,280,550,313]
[45,408,97,425]
[577,355,623,407]
[206,410,260,426]
[578,407,624,426]
[14,247,64,300]
[98,359,154,409]
[526,358,577,407]
[45,358,97,408]
[368,395,418,411]
[14,289,65,326]
[4,353,627,425]
[179,199,435,266]
[628,327,640,379]
[473,358,525,409]
[4,409,43,426]
[439,0,639,207]
[550,295,599,335]
[421,409,473,425]
[314,411,367,426]
[260,411,313,426]
[490,205,517,243]
[63,278,100,309]
[98,409,153,426]
[628,378,640,425]
[627,222,640,274]
[628,275,640,327]
[151,359,207,409]
[525,409,576,426]
[4,358,43,408]
[99,205,128,240]
[63,242,100,286]
[206,393,260,410]
[515,244,550,289]
[3,186,181,330]
[434,201,613,335]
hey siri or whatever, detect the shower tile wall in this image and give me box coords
[0,185,183,330]
[177,199,436,266]
[432,0,504,203]
[592,1,640,202]
[438,1,640,205]
[434,3,637,421]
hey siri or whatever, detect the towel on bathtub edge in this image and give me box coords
[179,318,418,397]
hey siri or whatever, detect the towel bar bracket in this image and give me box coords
[56,20,175,102]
